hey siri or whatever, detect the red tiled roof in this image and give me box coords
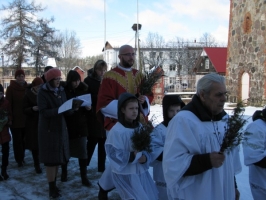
[203,47,227,73]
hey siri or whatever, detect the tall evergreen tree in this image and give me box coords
[31,18,62,76]
[0,0,44,69]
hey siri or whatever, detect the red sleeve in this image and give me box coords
[96,76,117,114]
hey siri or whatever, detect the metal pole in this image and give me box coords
[136,0,139,71]
[104,0,107,68]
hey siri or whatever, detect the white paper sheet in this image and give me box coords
[58,94,92,114]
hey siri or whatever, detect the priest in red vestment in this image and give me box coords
[96,44,154,199]
[96,44,153,131]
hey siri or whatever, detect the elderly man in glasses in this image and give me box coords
[96,44,154,199]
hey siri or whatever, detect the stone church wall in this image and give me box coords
[227,0,266,106]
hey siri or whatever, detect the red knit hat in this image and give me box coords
[15,69,25,78]
[44,68,61,82]
[32,77,44,87]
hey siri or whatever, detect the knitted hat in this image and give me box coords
[32,77,44,87]
[15,69,25,78]
[44,68,61,82]
[0,84,3,93]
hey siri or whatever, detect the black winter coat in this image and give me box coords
[37,83,69,164]
[84,75,106,138]
[63,82,89,139]
[23,87,39,150]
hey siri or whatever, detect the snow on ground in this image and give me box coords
[0,104,262,200]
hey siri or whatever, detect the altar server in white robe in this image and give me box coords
[243,108,266,200]
[105,92,158,200]
[163,73,242,200]
[150,95,185,199]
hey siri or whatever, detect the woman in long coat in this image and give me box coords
[0,84,12,181]
[5,69,28,167]
[62,70,92,187]
[84,60,107,172]
[38,68,70,199]
[23,77,43,174]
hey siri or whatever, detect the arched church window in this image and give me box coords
[243,12,252,34]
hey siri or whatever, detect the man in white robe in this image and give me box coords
[243,109,266,200]
[163,73,241,200]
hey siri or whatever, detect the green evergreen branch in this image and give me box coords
[220,102,248,153]
[138,67,164,95]
[131,121,154,153]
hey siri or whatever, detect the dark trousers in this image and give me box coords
[1,142,9,167]
[32,149,40,166]
[10,128,26,164]
[87,137,106,172]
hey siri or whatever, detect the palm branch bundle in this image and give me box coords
[220,102,248,153]
[138,67,164,95]
[131,120,154,153]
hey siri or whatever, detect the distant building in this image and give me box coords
[103,42,203,104]
[72,66,85,81]
[193,47,227,76]
[192,47,227,89]
[0,67,37,91]
[44,57,57,68]
[103,41,202,94]
[0,65,66,91]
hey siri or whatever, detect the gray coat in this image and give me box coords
[37,83,70,164]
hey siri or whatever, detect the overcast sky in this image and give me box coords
[1,0,230,57]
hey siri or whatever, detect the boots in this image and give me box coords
[49,181,61,199]
[1,166,9,180]
[61,163,68,182]
[79,158,92,187]
[34,164,42,174]
[54,177,61,193]
[98,182,108,200]
[32,150,42,174]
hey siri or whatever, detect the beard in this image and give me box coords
[121,58,134,68]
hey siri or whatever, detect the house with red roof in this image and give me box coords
[193,47,227,75]
[72,66,85,81]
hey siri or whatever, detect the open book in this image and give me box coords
[58,94,91,114]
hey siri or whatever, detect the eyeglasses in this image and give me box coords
[96,69,107,73]
[214,91,228,98]
[53,78,62,81]
[120,53,136,57]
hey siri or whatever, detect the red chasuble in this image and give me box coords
[96,66,153,131]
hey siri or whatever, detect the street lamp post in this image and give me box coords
[131,0,142,71]
[132,23,142,70]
